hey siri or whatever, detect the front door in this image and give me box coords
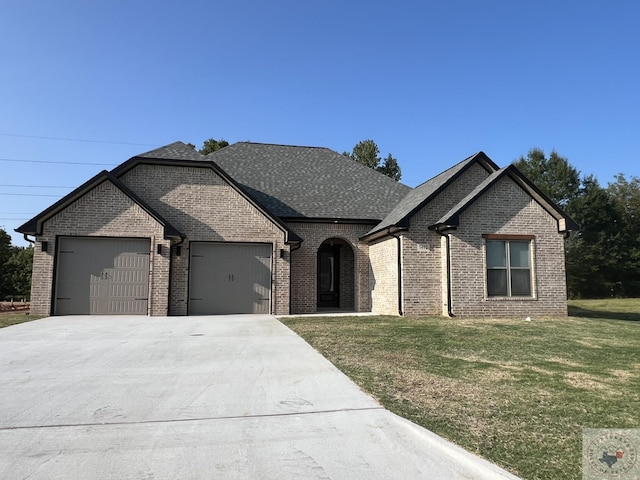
[317,245,340,308]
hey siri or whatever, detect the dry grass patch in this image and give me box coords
[564,371,611,391]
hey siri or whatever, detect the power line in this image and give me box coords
[0,157,115,166]
[0,185,75,188]
[0,184,74,189]
[0,132,159,147]
[0,193,60,197]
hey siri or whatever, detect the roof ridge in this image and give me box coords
[230,141,334,151]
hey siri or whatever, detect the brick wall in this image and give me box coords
[286,222,373,313]
[120,164,290,315]
[369,236,399,315]
[31,180,169,315]
[449,176,568,316]
[401,163,492,316]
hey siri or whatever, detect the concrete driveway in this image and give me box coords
[0,315,519,479]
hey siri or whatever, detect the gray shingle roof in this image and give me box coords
[364,152,499,238]
[136,141,208,161]
[209,142,411,220]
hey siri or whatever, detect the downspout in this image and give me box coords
[23,234,35,245]
[389,229,403,316]
[433,226,455,318]
[288,241,302,315]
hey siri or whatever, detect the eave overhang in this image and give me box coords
[360,225,409,243]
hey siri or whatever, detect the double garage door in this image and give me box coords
[189,243,272,315]
[53,238,272,315]
[54,237,150,315]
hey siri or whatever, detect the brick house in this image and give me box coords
[17,141,577,317]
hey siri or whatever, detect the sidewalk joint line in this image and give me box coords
[0,406,386,431]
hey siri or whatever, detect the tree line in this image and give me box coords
[0,229,33,301]
[515,148,640,298]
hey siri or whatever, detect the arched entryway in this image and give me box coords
[317,238,355,310]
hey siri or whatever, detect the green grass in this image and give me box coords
[568,297,640,321]
[0,312,45,328]
[281,300,640,480]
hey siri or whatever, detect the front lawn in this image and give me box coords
[281,300,640,480]
[0,312,45,328]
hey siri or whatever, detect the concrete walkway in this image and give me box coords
[0,315,519,479]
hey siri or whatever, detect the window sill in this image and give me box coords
[485,296,537,301]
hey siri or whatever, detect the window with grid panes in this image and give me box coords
[486,239,532,297]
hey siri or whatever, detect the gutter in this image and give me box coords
[430,225,456,318]
[388,229,403,316]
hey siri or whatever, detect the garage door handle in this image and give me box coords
[190,298,203,301]
[56,297,71,300]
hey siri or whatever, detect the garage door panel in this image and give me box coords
[189,243,272,315]
[55,238,150,315]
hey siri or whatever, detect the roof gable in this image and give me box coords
[362,152,499,239]
[430,165,579,232]
[16,171,183,239]
[209,142,411,221]
[110,142,302,244]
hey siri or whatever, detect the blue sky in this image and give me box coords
[1,1,639,246]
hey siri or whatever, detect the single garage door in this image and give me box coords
[189,243,272,315]
[54,237,150,315]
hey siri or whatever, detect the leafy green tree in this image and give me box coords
[188,138,229,155]
[605,174,640,296]
[343,140,402,180]
[377,153,402,181]
[0,228,13,299]
[564,176,621,298]
[514,148,580,206]
[4,246,33,300]
[516,146,640,298]
[346,139,380,169]
[0,228,34,300]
